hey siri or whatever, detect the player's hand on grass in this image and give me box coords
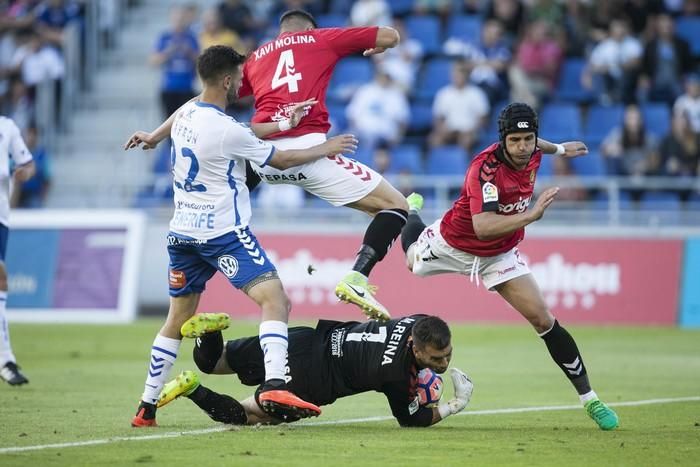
[124,131,160,151]
[561,141,588,158]
[529,187,559,222]
[289,99,318,128]
[322,134,358,156]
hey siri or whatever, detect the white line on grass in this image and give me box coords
[1,395,698,455]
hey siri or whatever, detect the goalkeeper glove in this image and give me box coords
[437,368,474,420]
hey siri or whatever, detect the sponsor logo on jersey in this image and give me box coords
[256,172,308,183]
[218,255,239,278]
[530,170,536,184]
[330,327,347,358]
[408,396,420,415]
[482,182,498,203]
[499,196,531,214]
[169,270,186,288]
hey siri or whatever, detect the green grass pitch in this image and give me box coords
[1,319,698,466]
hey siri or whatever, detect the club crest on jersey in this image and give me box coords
[530,170,536,184]
[482,182,498,203]
[218,255,239,278]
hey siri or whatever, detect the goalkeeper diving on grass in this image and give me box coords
[158,313,474,427]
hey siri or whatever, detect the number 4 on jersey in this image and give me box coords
[272,49,302,93]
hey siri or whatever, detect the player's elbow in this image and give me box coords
[471,220,490,241]
[396,416,432,428]
[377,27,400,49]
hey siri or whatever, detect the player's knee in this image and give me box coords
[193,349,217,374]
[405,247,416,271]
[529,313,555,334]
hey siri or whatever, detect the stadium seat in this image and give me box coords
[415,58,454,101]
[316,14,347,28]
[675,16,700,56]
[329,0,353,15]
[389,144,423,174]
[351,144,374,167]
[584,105,624,147]
[641,103,671,138]
[426,145,468,175]
[539,103,582,141]
[327,103,347,133]
[538,152,553,177]
[555,58,593,103]
[570,149,605,176]
[408,101,433,133]
[328,58,374,103]
[405,16,442,55]
[389,0,416,16]
[446,15,482,42]
[639,191,682,224]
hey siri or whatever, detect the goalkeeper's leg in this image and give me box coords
[494,274,618,431]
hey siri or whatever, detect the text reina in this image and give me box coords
[381,317,416,366]
[253,35,316,60]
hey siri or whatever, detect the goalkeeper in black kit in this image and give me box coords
[157,313,474,427]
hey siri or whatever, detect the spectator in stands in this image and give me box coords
[371,141,392,174]
[508,20,562,109]
[414,0,452,21]
[601,104,659,178]
[34,0,81,47]
[2,76,33,132]
[199,8,245,53]
[552,156,588,202]
[346,67,410,148]
[673,74,700,135]
[659,113,700,179]
[527,0,564,25]
[622,0,665,36]
[443,19,511,104]
[11,124,49,208]
[484,0,526,44]
[350,0,391,27]
[150,6,199,119]
[640,13,693,105]
[584,19,642,105]
[429,61,490,152]
[372,19,423,93]
[560,0,594,57]
[217,0,256,41]
[10,27,64,88]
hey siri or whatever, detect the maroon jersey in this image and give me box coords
[440,143,542,257]
[239,27,378,139]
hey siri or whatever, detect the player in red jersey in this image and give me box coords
[399,103,619,431]
[129,10,407,321]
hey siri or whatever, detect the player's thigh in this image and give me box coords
[493,273,555,332]
[344,178,408,215]
[224,336,265,384]
[411,220,474,277]
[301,155,384,207]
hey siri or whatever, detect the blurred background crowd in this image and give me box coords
[3,0,700,221]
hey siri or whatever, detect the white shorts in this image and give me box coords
[411,219,531,290]
[252,133,382,206]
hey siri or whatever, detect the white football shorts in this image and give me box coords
[252,133,382,206]
[411,218,531,290]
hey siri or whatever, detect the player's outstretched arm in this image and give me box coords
[266,134,358,170]
[251,99,318,139]
[363,26,400,57]
[538,138,588,158]
[472,187,560,240]
[124,95,201,150]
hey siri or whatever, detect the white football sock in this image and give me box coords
[141,334,181,405]
[579,390,598,405]
[0,291,16,367]
[259,320,288,382]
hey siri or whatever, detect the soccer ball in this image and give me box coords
[416,368,443,406]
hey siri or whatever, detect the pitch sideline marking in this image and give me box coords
[1,396,698,455]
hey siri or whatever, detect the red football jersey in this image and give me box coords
[239,27,378,139]
[440,143,543,257]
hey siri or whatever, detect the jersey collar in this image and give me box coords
[195,101,225,113]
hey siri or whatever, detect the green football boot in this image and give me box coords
[585,398,619,430]
[335,271,390,321]
[157,371,200,408]
[180,313,230,338]
[406,192,424,213]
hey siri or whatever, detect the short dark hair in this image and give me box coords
[196,45,246,84]
[279,9,317,28]
[412,316,451,350]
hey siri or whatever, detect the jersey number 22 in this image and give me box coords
[272,50,302,93]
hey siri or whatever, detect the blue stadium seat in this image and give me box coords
[539,103,582,140]
[389,0,415,16]
[446,15,482,42]
[405,16,442,55]
[675,16,700,56]
[555,59,593,103]
[389,144,423,174]
[351,144,374,167]
[642,103,671,138]
[316,14,347,28]
[426,146,468,175]
[416,58,454,100]
[570,149,605,176]
[327,103,347,133]
[538,153,553,177]
[408,101,433,133]
[584,105,624,147]
[328,58,374,102]
[640,191,682,208]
